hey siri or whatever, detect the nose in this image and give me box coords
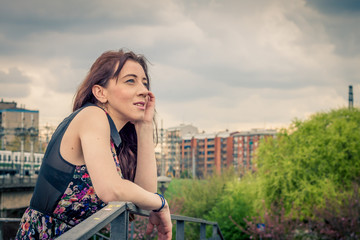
[138,82,149,98]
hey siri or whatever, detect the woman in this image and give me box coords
[16,50,172,239]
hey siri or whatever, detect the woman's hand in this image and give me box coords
[143,91,155,123]
[134,91,155,127]
[146,202,172,240]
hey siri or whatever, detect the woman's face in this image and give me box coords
[104,60,149,125]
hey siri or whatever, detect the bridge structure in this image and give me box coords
[0,176,36,239]
[0,176,35,217]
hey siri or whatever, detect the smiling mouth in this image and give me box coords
[134,102,145,107]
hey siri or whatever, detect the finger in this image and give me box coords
[147,91,155,102]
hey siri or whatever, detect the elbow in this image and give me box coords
[95,179,130,203]
[97,190,116,204]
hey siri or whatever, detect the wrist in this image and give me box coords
[135,121,153,132]
[153,193,166,212]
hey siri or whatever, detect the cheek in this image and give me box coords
[110,89,130,100]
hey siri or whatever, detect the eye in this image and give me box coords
[125,79,135,84]
[143,81,149,88]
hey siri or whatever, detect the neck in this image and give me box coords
[106,110,128,132]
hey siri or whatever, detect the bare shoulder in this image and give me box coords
[74,106,110,134]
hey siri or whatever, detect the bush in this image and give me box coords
[255,108,360,217]
[208,179,253,240]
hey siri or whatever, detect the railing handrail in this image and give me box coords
[57,201,224,240]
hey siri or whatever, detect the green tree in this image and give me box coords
[165,168,237,239]
[207,179,253,240]
[255,108,360,217]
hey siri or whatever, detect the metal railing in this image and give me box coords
[57,202,224,240]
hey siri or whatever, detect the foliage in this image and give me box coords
[311,183,360,239]
[238,199,314,240]
[165,168,239,239]
[207,179,253,240]
[179,168,236,219]
[130,216,157,239]
[255,108,360,217]
[238,183,360,239]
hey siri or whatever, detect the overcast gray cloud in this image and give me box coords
[0,68,31,97]
[0,0,358,132]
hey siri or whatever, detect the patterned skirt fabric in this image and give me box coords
[15,208,72,239]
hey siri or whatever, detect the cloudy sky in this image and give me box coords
[0,0,359,133]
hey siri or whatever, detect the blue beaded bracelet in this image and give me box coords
[153,193,165,212]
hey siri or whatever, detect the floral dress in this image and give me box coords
[16,140,122,239]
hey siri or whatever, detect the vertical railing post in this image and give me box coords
[176,220,185,240]
[212,225,218,238]
[110,209,128,240]
[200,223,206,240]
[130,221,134,240]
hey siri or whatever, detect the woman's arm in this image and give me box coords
[133,91,158,192]
[77,107,159,209]
[134,122,157,192]
[79,106,171,239]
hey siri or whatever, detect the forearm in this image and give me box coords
[111,178,165,211]
[134,123,157,192]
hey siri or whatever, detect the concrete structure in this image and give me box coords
[0,176,37,218]
[232,129,277,175]
[180,130,234,178]
[162,124,198,177]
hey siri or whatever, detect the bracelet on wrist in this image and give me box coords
[153,193,165,212]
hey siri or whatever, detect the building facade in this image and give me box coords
[180,131,234,178]
[161,124,198,177]
[0,100,39,150]
[232,129,277,175]
[160,123,277,178]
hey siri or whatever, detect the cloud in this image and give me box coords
[303,0,360,58]
[0,0,359,132]
[305,0,360,15]
[0,68,32,97]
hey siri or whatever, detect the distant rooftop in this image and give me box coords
[232,129,277,136]
[0,99,38,113]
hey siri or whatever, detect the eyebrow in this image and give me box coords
[122,74,148,81]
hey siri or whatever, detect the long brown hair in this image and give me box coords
[73,49,154,181]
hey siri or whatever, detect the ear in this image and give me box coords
[92,85,108,104]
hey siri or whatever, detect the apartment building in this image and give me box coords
[162,124,198,177]
[162,123,277,178]
[179,130,234,178]
[0,99,39,149]
[232,129,277,175]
